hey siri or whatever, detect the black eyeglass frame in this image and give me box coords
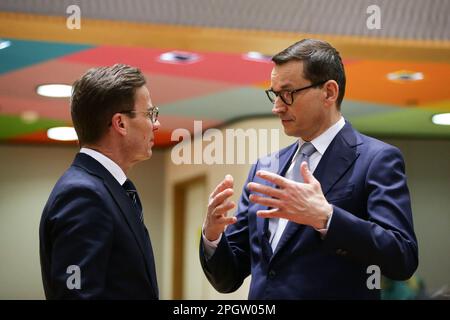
[265,80,328,105]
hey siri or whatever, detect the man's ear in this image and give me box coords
[110,113,127,136]
[324,80,339,106]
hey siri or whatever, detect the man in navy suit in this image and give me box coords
[40,64,160,299]
[200,39,418,299]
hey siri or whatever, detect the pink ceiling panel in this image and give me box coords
[0,60,95,120]
[0,95,71,120]
[61,46,273,85]
[0,60,93,99]
[155,114,221,131]
[0,59,240,119]
[142,73,237,105]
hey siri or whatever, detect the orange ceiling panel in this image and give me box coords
[346,60,450,107]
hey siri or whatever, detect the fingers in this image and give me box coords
[247,182,284,199]
[300,161,313,184]
[216,215,237,225]
[249,194,282,209]
[204,211,237,242]
[210,174,234,199]
[300,162,320,187]
[204,175,236,240]
[256,170,289,188]
[212,200,235,217]
[256,208,283,219]
[209,188,234,209]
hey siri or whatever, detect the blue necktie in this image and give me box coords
[122,179,144,222]
[291,142,317,183]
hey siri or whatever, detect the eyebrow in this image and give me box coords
[280,83,295,90]
[270,84,294,91]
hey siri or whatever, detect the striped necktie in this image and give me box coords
[122,179,144,222]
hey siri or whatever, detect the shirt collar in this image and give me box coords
[79,147,127,185]
[296,116,346,158]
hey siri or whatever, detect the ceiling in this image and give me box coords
[0,0,449,147]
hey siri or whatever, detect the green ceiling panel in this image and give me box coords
[160,87,270,121]
[161,89,450,138]
[342,100,400,117]
[348,108,450,138]
[0,38,93,74]
[160,88,419,122]
[0,115,67,139]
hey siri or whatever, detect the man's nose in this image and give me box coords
[152,120,161,131]
[272,100,287,115]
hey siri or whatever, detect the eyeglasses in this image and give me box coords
[265,80,328,105]
[119,106,159,124]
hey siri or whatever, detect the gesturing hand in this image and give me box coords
[203,174,237,241]
[248,162,332,229]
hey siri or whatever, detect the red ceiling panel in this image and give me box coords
[61,46,273,85]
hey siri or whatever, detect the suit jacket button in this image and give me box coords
[268,270,276,278]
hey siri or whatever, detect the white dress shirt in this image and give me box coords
[203,117,346,257]
[80,147,127,185]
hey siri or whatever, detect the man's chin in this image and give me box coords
[282,126,298,137]
[137,150,152,161]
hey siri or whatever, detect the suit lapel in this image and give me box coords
[314,122,362,196]
[72,153,158,297]
[103,177,159,297]
[271,122,362,260]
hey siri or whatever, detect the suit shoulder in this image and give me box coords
[42,165,112,223]
[358,133,402,156]
[43,165,108,215]
[55,165,105,193]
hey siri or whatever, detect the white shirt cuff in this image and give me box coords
[315,210,333,238]
[202,229,222,259]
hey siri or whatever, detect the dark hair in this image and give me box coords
[71,64,146,145]
[272,39,346,108]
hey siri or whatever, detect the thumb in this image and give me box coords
[300,161,315,184]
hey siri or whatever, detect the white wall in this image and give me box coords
[0,145,76,299]
[384,138,450,293]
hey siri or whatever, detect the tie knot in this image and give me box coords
[122,179,144,222]
[299,142,316,157]
[122,179,136,193]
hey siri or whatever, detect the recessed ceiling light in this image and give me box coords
[431,113,450,126]
[158,51,201,64]
[47,127,78,141]
[387,70,424,82]
[0,40,11,50]
[243,51,272,62]
[36,84,72,98]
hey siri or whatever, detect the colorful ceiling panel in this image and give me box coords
[0,39,92,74]
[346,60,450,107]
[62,46,273,85]
[1,14,449,146]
